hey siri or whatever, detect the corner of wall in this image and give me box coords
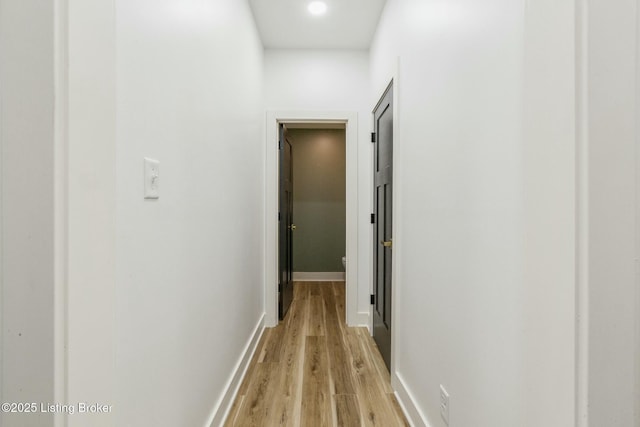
[575,0,589,425]
[53,0,70,424]
[0,28,4,413]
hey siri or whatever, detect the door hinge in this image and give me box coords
[370,213,375,224]
[370,294,375,305]
[278,212,281,221]
[371,132,376,143]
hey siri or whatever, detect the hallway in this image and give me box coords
[3,0,640,426]
[224,282,408,426]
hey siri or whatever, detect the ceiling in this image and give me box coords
[248,0,387,49]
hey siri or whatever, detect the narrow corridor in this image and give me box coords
[224,282,408,426]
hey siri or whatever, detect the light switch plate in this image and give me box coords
[144,157,159,199]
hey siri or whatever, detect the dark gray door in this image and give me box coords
[279,125,294,320]
[373,84,393,370]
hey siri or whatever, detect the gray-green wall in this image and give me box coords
[290,129,346,272]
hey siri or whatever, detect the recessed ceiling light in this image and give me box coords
[308,1,327,16]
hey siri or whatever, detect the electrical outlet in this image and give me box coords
[440,385,450,425]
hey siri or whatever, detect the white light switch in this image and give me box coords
[144,157,159,199]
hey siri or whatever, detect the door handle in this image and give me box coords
[381,239,392,248]
[290,224,297,230]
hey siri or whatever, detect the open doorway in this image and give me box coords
[265,111,359,327]
[278,124,347,320]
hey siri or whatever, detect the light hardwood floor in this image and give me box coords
[224,281,409,427]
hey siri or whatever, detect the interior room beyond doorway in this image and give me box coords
[287,125,346,283]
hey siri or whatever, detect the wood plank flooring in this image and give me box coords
[224,281,409,427]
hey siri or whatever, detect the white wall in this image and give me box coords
[371,1,576,425]
[580,0,639,425]
[66,1,117,425]
[114,1,264,426]
[264,49,372,323]
[522,1,576,425]
[0,1,56,426]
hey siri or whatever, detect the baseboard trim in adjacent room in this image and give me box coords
[292,272,345,281]
[393,372,432,427]
[205,313,265,427]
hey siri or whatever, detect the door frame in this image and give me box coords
[265,111,359,327]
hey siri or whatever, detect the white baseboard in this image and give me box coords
[356,311,370,329]
[205,313,265,427]
[292,272,345,281]
[392,371,432,427]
